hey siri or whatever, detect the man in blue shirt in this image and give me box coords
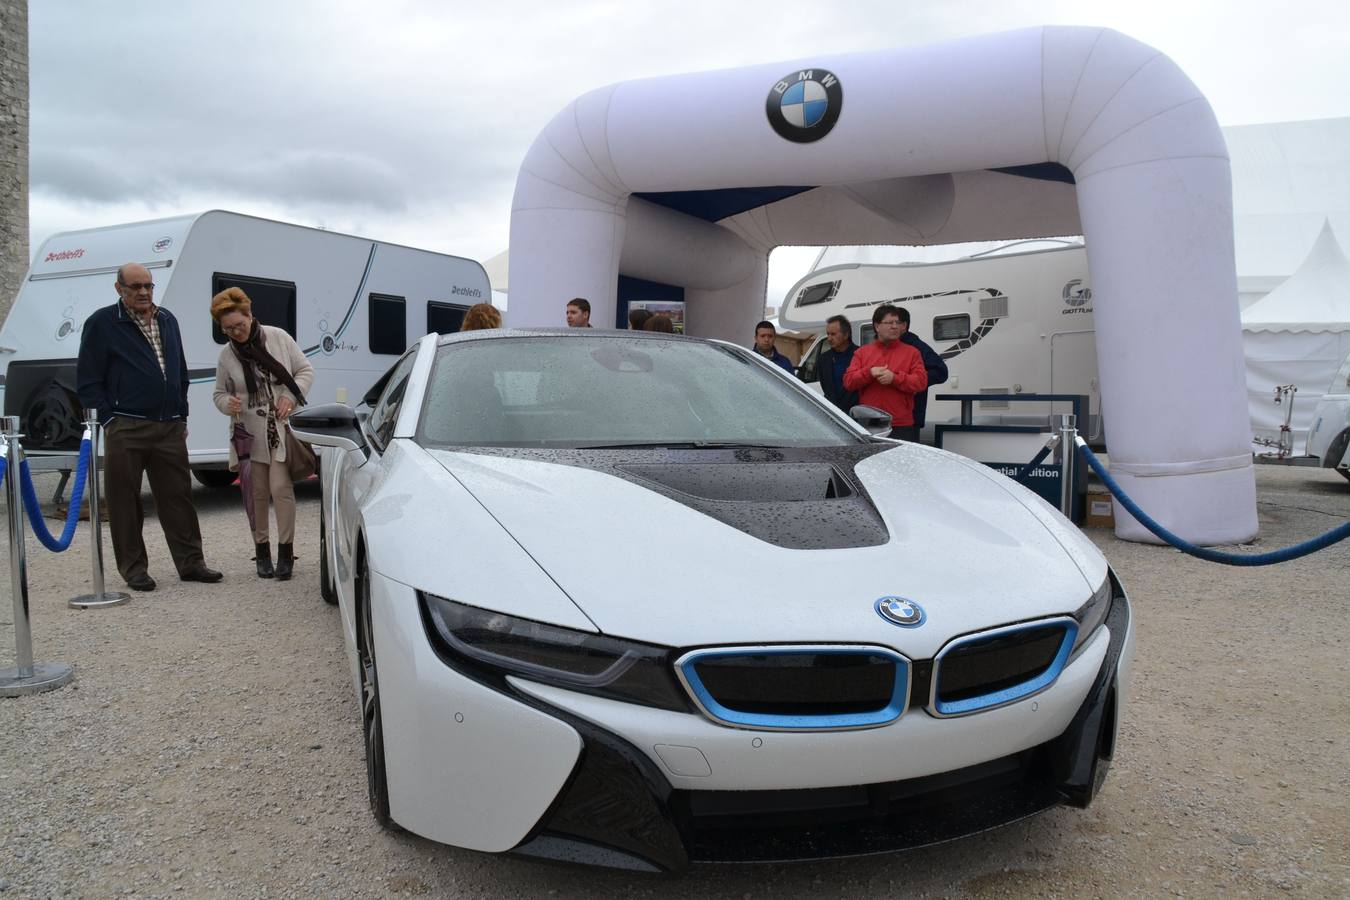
[752,320,794,372]
[818,315,859,413]
[896,306,949,429]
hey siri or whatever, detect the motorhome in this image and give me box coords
[0,210,490,484]
[778,240,1103,443]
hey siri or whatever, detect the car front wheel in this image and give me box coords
[356,555,396,829]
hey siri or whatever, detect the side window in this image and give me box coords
[367,351,419,450]
[797,336,826,383]
[427,301,470,335]
[212,273,296,344]
[860,323,876,345]
[369,294,407,355]
[933,314,971,342]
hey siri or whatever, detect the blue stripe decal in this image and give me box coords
[932,621,1077,716]
[679,647,909,731]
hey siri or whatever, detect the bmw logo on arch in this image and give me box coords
[766,68,843,143]
[875,596,925,628]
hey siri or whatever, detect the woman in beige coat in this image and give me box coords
[210,287,315,580]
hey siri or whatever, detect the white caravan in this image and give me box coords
[779,241,1102,443]
[1305,350,1350,481]
[0,210,490,484]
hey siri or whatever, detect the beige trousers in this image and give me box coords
[250,460,296,545]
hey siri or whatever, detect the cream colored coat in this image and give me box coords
[212,324,315,471]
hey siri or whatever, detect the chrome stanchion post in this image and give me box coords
[70,409,129,609]
[0,415,75,696]
[1058,413,1077,520]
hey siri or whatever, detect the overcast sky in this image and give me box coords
[27,0,1350,305]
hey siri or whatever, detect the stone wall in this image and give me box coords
[0,1,28,322]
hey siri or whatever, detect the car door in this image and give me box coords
[335,347,421,599]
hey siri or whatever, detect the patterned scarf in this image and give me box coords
[230,320,307,408]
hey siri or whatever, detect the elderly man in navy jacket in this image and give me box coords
[76,262,221,591]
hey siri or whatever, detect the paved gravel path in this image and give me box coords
[1,466,1347,898]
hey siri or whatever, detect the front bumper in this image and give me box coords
[372,569,1134,872]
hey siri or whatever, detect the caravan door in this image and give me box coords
[1050,329,1101,442]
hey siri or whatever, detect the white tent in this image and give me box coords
[1242,220,1350,452]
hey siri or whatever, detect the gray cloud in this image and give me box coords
[27,0,1350,266]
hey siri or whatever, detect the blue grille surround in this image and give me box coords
[929,617,1078,717]
[675,645,911,732]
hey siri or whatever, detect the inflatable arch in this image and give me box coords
[507,26,1257,545]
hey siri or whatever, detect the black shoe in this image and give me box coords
[180,565,223,584]
[275,543,294,582]
[255,542,274,579]
[127,572,156,591]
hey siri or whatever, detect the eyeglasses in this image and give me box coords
[120,282,155,292]
[220,320,252,334]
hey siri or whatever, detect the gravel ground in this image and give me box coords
[1,464,1347,898]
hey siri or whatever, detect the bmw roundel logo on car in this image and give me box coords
[766,68,843,142]
[875,596,925,628]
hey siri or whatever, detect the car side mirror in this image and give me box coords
[850,405,893,437]
[291,403,368,454]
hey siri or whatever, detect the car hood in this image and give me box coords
[427,445,1106,657]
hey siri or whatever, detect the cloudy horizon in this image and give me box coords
[27,0,1350,305]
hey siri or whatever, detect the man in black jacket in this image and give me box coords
[76,262,221,591]
[897,306,949,430]
[817,315,859,413]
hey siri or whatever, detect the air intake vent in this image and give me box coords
[979,295,1009,319]
[677,645,910,731]
[979,388,1009,410]
[931,619,1076,716]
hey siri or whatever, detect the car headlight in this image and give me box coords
[420,592,689,712]
[1070,574,1113,658]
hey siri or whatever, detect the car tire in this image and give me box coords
[319,503,337,605]
[357,555,397,830]
[192,469,237,488]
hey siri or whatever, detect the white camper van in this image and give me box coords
[0,210,490,484]
[779,240,1102,442]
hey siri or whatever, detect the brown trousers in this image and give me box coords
[250,460,296,545]
[104,417,205,579]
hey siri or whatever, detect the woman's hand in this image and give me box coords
[275,396,295,420]
[226,395,243,415]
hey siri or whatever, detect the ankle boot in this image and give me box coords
[275,542,294,581]
[255,542,274,578]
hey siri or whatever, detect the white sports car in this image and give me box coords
[291,328,1135,873]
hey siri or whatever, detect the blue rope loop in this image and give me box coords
[1015,443,1054,481]
[19,438,92,553]
[1076,439,1350,566]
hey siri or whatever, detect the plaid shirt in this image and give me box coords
[124,301,165,374]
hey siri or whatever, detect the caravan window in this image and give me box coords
[427,301,470,335]
[795,280,840,308]
[211,273,297,344]
[933,314,971,342]
[369,294,407,355]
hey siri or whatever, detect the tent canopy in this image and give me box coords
[1241,220,1350,332]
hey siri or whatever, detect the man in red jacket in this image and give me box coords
[843,304,929,441]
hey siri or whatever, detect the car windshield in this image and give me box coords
[417,336,861,448]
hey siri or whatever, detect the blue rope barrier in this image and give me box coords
[19,438,92,553]
[1076,438,1350,565]
[1015,442,1055,481]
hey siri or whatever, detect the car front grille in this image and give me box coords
[930,618,1077,716]
[676,646,909,731]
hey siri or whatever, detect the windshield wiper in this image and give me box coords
[576,440,789,450]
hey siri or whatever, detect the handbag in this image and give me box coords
[285,425,318,481]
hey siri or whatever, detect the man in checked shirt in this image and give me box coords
[76,262,222,591]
